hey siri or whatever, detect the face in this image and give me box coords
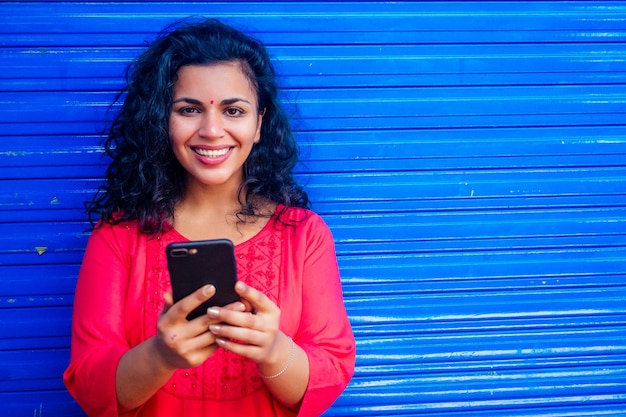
[169,62,263,192]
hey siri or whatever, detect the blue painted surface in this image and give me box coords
[1,1,625,416]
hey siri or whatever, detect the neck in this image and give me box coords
[177,180,247,219]
[169,180,275,244]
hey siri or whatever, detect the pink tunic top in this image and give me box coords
[63,207,356,417]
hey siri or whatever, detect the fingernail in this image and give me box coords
[203,285,215,296]
[207,307,220,317]
[209,324,221,333]
[236,281,246,291]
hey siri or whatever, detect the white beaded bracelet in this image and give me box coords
[260,336,295,379]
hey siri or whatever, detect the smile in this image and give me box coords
[193,147,231,158]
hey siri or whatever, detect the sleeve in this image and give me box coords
[294,214,356,417]
[63,223,138,417]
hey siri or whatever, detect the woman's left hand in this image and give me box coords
[207,281,284,367]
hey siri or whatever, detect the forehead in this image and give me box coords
[173,62,258,103]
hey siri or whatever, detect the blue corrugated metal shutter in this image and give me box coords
[2,2,626,416]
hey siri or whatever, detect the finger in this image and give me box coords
[235,282,275,313]
[223,300,247,312]
[172,339,221,368]
[169,285,215,321]
[239,298,255,313]
[189,300,246,331]
[189,301,246,332]
[191,328,219,349]
[207,306,259,330]
[157,323,220,366]
[209,323,265,347]
[186,313,222,336]
[188,344,220,367]
[214,337,264,362]
[164,291,174,306]
[161,291,174,315]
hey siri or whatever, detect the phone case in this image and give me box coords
[166,239,240,320]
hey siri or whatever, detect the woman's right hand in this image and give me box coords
[117,284,246,410]
[154,284,246,370]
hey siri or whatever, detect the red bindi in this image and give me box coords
[210,100,214,105]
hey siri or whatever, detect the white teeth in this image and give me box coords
[195,148,230,158]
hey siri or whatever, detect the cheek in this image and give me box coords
[168,120,187,146]
[168,129,187,161]
[167,118,176,143]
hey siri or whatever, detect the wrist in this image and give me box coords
[258,333,295,378]
[149,335,179,374]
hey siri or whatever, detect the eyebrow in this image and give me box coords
[172,97,202,106]
[172,97,252,106]
[222,97,251,105]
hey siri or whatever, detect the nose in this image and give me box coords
[199,110,224,138]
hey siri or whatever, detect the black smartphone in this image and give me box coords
[166,239,240,320]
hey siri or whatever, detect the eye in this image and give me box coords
[225,107,244,117]
[177,106,200,115]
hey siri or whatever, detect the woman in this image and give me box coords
[63,18,356,417]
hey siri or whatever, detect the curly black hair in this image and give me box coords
[87,18,309,235]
